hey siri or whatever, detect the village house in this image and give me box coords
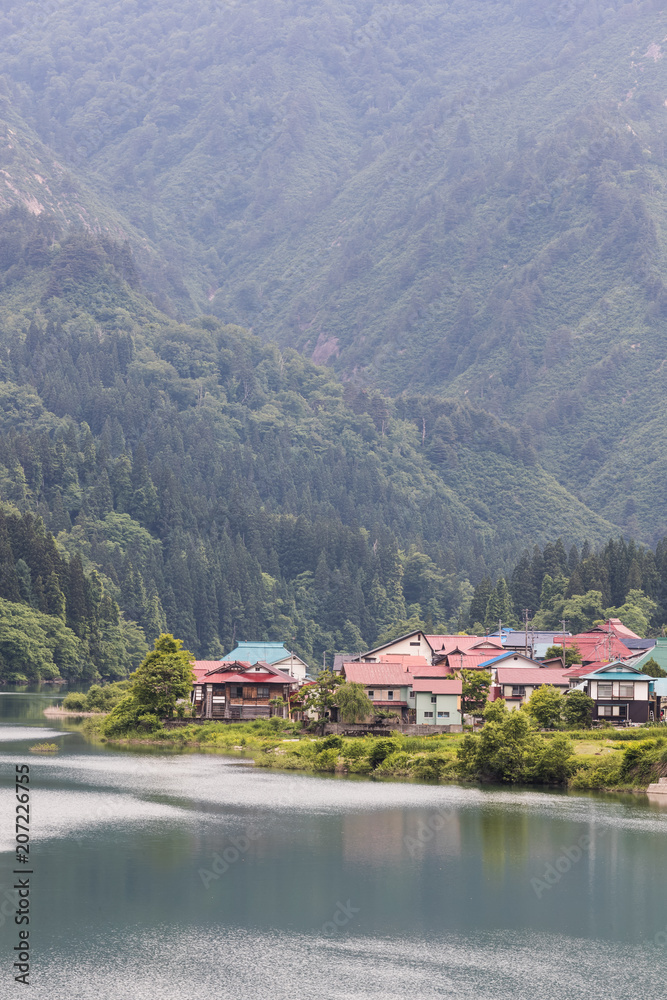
[192,659,297,721]
[223,641,310,682]
[574,661,657,724]
[340,659,417,721]
[352,631,502,666]
[339,656,463,726]
[411,677,462,725]
[498,629,573,660]
[490,667,572,710]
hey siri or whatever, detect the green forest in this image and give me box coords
[1,0,666,535]
[0,204,665,682]
[0,2,666,680]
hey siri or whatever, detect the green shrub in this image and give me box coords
[368,738,401,769]
[411,753,450,781]
[313,748,339,771]
[62,692,87,711]
[570,754,624,789]
[375,751,413,774]
[340,739,370,760]
[317,735,343,751]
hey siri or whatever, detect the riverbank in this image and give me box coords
[44,706,106,718]
[80,715,667,792]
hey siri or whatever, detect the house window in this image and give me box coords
[597,683,613,698]
[511,686,526,698]
[431,696,437,704]
[233,686,243,699]
[598,705,613,717]
[423,711,434,718]
[409,641,421,647]
[408,690,414,699]
[619,683,634,698]
[387,691,394,700]
[257,686,270,698]
[368,690,375,699]
[437,712,450,719]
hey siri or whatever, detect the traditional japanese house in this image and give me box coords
[192,660,297,720]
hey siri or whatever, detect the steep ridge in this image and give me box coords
[0,1,665,541]
[0,209,616,667]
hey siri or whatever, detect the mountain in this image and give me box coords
[1,0,666,541]
[0,205,618,676]
[0,1,667,675]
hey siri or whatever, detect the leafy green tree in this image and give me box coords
[130,633,194,718]
[563,690,595,728]
[335,681,373,723]
[544,644,581,667]
[374,615,426,647]
[457,711,575,783]
[301,669,343,731]
[484,577,518,630]
[482,698,508,723]
[639,657,667,678]
[604,589,658,638]
[525,685,565,729]
[459,668,490,718]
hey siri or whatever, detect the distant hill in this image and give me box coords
[0,205,618,668]
[1,0,665,539]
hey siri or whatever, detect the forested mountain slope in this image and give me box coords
[0,0,666,541]
[0,207,618,674]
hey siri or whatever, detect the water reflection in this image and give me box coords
[1,693,666,999]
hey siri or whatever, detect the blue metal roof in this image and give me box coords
[479,652,541,668]
[224,641,293,665]
[580,671,653,682]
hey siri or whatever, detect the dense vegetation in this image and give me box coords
[0,205,629,680]
[83,713,667,791]
[1,0,666,538]
[471,534,667,635]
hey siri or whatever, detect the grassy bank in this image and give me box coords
[82,715,667,792]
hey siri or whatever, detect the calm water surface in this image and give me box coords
[1,691,666,999]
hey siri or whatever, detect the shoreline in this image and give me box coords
[92,733,662,796]
[44,706,108,718]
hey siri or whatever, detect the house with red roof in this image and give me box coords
[353,631,502,666]
[192,659,298,720]
[553,632,634,666]
[340,656,462,725]
[411,677,462,725]
[340,659,418,720]
[491,667,572,710]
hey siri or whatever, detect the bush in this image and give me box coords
[375,751,413,774]
[339,739,369,760]
[313,748,339,771]
[368,738,401,769]
[62,692,87,711]
[411,753,450,781]
[570,754,624,789]
[317,735,343,751]
[102,694,162,736]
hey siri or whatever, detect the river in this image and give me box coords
[1,689,666,999]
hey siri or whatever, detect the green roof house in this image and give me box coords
[224,642,309,681]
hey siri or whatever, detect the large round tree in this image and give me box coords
[131,633,195,718]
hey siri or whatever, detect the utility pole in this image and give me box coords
[561,619,568,669]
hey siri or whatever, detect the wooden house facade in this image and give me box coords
[192,660,297,721]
